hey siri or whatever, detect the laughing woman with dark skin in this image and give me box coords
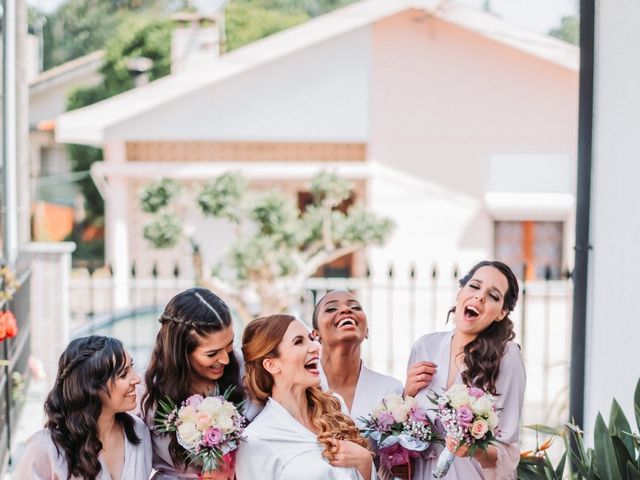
[15,336,151,480]
[312,291,403,426]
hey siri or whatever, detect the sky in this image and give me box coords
[29,0,578,35]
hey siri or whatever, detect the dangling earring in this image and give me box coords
[365,330,369,339]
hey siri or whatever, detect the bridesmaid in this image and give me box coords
[142,288,250,480]
[236,314,375,480]
[15,336,151,480]
[405,260,526,479]
[312,290,403,425]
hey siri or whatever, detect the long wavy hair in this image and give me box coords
[142,287,244,467]
[242,314,368,457]
[449,260,519,395]
[45,335,141,480]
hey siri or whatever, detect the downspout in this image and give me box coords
[569,0,595,429]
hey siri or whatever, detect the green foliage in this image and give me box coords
[517,379,640,479]
[224,1,309,51]
[310,170,352,209]
[549,15,579,46]
[197,173,247,223]
[140,178,182,214]
[143,212,182,249]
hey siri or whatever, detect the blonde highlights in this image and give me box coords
[241,314,368,456]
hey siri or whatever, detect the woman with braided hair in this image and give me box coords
[235,314,375,480]
[141,287,249,480]
[14,335,151,479]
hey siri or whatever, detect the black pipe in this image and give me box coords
[569,0,595,430]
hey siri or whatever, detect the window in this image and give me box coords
[494,221,563,280]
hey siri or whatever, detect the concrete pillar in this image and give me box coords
[19,242,75,388]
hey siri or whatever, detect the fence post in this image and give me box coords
[19,242,75,388]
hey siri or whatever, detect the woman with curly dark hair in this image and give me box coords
[15,335,151,479]
[141,287,250,480]
[404,260,526,480]
[236,314,374,480]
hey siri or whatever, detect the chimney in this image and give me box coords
[171,13,222,74]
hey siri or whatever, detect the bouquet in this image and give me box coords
[360,393,439,479]
[154,387,246,475]
[429,384,500,478]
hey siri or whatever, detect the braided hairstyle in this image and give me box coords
[142,287,244,468]
[242,314,369,459]
[449,260,519,395]
[45,336,141,480]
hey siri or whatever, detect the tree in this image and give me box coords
[139,172,394,323]
[549,15,579,46]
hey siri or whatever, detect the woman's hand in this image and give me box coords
[327,439,373,479]
[404,361,437,397]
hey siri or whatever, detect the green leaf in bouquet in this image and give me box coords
[154,397,178,433]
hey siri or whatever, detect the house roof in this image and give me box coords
[30,50,105,95]
[56,0,579,146]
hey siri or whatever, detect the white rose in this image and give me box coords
[384,393,404,410]
[448,390,471,409]
[199,397,223,416]
[487,411,499,430]
[471,419,489,439]
[470,396,492,416]
[220,401,237,419]
[177,422,201,447]
[216,414,235,433]
[390,404,410,423]
[178,405,197,424]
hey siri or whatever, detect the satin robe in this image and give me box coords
[408,330,526,480]
[14,414,152,480]
[319,362,403,427]
[235,398,376,480]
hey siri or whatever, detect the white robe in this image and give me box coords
[235,398,375,480]
[320,363,403,427]
[408,330,526,480]
[14,414,152,480]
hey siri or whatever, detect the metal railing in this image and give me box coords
[69,263,573,429]
[0,268,31,469]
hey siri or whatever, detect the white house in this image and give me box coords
[55,0,579,313]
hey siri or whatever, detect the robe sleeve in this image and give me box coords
[235,434,282,480]
[14,431,59,480]
[484,342,526,480]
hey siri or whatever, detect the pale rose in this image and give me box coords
[456,405,474,427]
[199,397,223,416]
[178,405,197,424]
[383,393,404,410]
[467,387,485,399]
[448,389,471,409]
[471,419,489,439]
[196,411,213,430]
[409,407,427,423]
[404,396,418,409]
[216,414,235,433]
[185,394,204,408]
[390,404,410,423]
[178,422,201,446]
[487,411,499,430]
[220,401,237,419]
[470,396,492,416]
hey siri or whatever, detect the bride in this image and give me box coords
[236,314,375,480]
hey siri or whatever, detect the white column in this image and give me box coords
[585,0,640,433]
[19,242,75,388]
[103,141,130,310]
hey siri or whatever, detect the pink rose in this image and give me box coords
[471,419,489,439]
[203,427,223,447]
[457,405,474,428]
[467,387,485,399]
[409,407,427,423]
[377,411,395,430]
[185,394,204,408]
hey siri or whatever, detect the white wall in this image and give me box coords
[585,0,640,432]
[107,28,371,142]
